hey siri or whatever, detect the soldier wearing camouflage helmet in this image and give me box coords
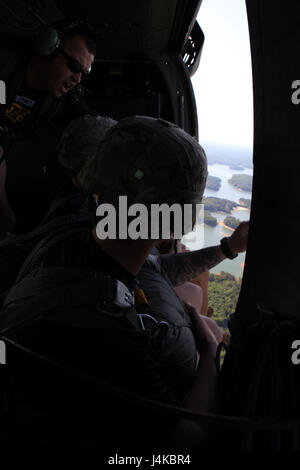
[79,115,207,211]
[43,114,117,220]
[58,114,117,179]
[0,115,249,449]
[77,115,248,394]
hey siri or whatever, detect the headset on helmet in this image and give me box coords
[34,20,96,57]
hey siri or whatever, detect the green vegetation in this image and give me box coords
[203,197,238,214]
[239,198,251,208]
[228,174,253,192]
[206,174,221,191]
[204,211,217,227]
[223,216,240,229]
[208,272,241,328]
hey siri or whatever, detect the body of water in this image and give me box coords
[183,159,253,279]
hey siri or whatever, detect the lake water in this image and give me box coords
[183,162,253,279]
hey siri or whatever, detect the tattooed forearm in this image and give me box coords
[158,245,225,286]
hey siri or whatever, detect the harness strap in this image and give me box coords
[0,214,90,255]
[1,266,139,332]
[16,220,90,281]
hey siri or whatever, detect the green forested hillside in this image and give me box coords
[228,174,253,192]
[203,197,238,213]
[239,197,251,208]
[224,215,240,229]
[208,272,241,328]
[207,175,221,191]
[204,210,217,227]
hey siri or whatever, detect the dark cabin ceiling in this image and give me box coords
[0,0,202,60]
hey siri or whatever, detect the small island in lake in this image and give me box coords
[223,216,241,230]
[239,198,251,208]
[204,210,218,227]
[203,197,239,214]
[228,174,253,192]
[206,174,221,191]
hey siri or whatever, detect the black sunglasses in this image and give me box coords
[59,49,91,77]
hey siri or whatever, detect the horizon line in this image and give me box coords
[201,140,253,151]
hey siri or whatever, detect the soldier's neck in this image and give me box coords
[92,228,156,277]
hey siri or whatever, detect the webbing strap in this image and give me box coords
[1,266,138,332]
[16,221,90,282]
[0,213,90,250]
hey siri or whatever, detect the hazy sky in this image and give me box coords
[192,0,253,148]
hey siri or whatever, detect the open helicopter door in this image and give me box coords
[220,0,300,449]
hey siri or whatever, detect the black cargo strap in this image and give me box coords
[0,213,90,251]
[0,266,139,333]
[16,222,90,282]
[0,214,91,300]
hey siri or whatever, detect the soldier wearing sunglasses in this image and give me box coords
[0,21,97,233]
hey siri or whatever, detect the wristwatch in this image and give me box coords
[220,237,238,259]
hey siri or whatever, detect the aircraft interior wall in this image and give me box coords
[233,0,300,336]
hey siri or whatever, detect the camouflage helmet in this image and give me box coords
[78,116,207,207]
[58,114,117,175]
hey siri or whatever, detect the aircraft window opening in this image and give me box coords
[183,0,253,343]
